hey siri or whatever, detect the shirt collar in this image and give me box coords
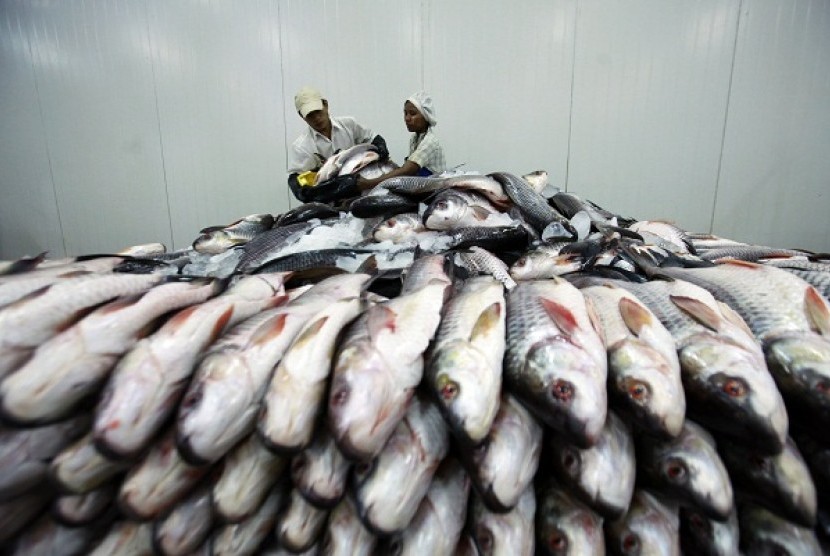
[309,117,343,142]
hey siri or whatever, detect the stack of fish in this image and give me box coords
[0,169,828,555]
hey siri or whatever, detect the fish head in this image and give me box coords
[523,337,607,447]
[423,196,463,230]
[765,335,830,415]
[606,491,680,556]
[192,231,238,254]
[608,338,685,439]
[680,507,740,556]
[372,216,417,243]
[429,342,498,445]
[679,335,788,453]
[510,253,579,281]
[535,486,604,556]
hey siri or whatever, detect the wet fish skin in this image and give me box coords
[443,174,511,207]
[52,483,117,526]
[509,244,582,281]
[290,428,351,508]
[234,221,321,273]
[636,420,733,521]
[319,495,377,556]
[0,413,90,501]
[535,479,603,556]
[678,507,740,556]
[381,175,449,196]
[548,412,636,519]
[0,486,52,543]
[352,395,449,535]
[372,212,425,243]
[49,432,132,494]
[458,393,542,513]
[316,143,377,184]
[454,247,517,290]
[382,457,470,556]
[718,436,817,527]
[605,490,680,556]
[94,273,289,460]
[10,514,109,556]
[469,485,536,556]
[427,276,505,446]
[0,278,222,425]
[423,190,505,231]
[580,282,685,439]
[210,486,285,556]
[738,503,821,555]
[152,481,213,556]
[349,190,420,219]
[0,271,163,378]
[277,203,341,227]
[445,224,529,252]
[88,521,154,556]
[490,171,574,237]
[505,279,608,448]
[275,488,329,553]
[212,435,287,523]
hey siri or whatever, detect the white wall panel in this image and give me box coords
[0,3,66,259]
[149,0,288,249]
[569,0,740,232]
[713,0,830,251]
[26,0,173,256]
[424,0,576,183]
[279,0,423,207]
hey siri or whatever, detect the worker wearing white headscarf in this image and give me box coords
[357,91,446,190]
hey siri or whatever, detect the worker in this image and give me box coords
[357,91,446,190]
[287,86,389,204]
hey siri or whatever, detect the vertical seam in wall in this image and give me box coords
[710,0,744,234]
[276,0,292,208]
[421,0,426,87]
[565,0,579,193]
[145,1,175,249]
[27,17,67,256]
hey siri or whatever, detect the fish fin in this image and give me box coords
[264,293,290,309]
[716,301,755,338]
[356,254,378,276]
[618,297,654,337]
[293,316,329,349]
[718,259,761,269]
[198,225,226,234]
[251,313,289,345]
[166,304,201,329]
[540,297,579,335]
[210,306,235,342]
[97,294,144,314]
[7,285,52,307]
[367,305,397,343]
[55,269,93,279]
[469,302,502,343]
[805,286,830,337]
[669,295,722,332]
[471,206,491,220]
[583,296,606,344]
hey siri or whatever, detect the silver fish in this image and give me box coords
[10,514,107,556]
[258,295,367,452]
[385,458,470,556]
[212,435,287,523]
[699,244,809,262]
[605,490,680,556]
[316,143,377,184]
[455,247,517,290]
[469,485,536,556]
[117,242,167,257]
[580,282,684,439]
[357,159,399,180]
[505,278,607,447]
[443,174,511,207]
[509,244,583,281]
[234,221,321,273]
[549,412,636,519]
[0,486,52,543]
[610,277,789,454]
[353,395,450,535]
[94,273,289,459]
[319,495,377,556]
[372,213,425,243]
[88,521,154,556]
[177,273,368,464]
[152,481,213,556]
[118,429,210,521]
[423,190,508,231]
[0,278,221,425]
[0,414,89,500]
[290,428,352,508]
[275,488,329,553]
[459,393,542,513]
[0,271,163,378]
[427,276,505,446]
[678,507,740,556]
[535,479,604,556]
[628,220,693,254]
[328,260,449,461]
[521,170,549,194]
[739,503,821,555]
[719,436,817,527]
[52,483,116,526]
[637,420,733,521]
[491,171,574,238]
[762,257,830,300]
[210,488,285,556]
[50,432,132,494]
[381,175,449,196]
[0,256,124,308]
[193,213,275,254]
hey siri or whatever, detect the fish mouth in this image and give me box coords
[92,431,144,462]
[175,432,212,466]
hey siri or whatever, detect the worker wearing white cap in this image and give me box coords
[287,86,389,203]
[357,91,446,190]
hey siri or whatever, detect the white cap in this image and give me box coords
[295,86,325,118]
[407,91,437,126]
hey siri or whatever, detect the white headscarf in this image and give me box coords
[407,91,437,126]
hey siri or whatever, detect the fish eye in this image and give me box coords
[663,457,687,483]
[385,219,396,227]
[476,525,494,552]
[815,378,830,395]
[331,387,350,406]
[354,461,374,480]
[291,456,306,474]
[721,377,747,398]
[551,379,574,402]
[622,532,640,554]
[561,448,580,474]
[627,380,650,401]
[547,528,568,552]
[436,200,448,210]
[436,374,460,401]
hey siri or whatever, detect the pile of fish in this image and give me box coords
[1,169,829,555]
